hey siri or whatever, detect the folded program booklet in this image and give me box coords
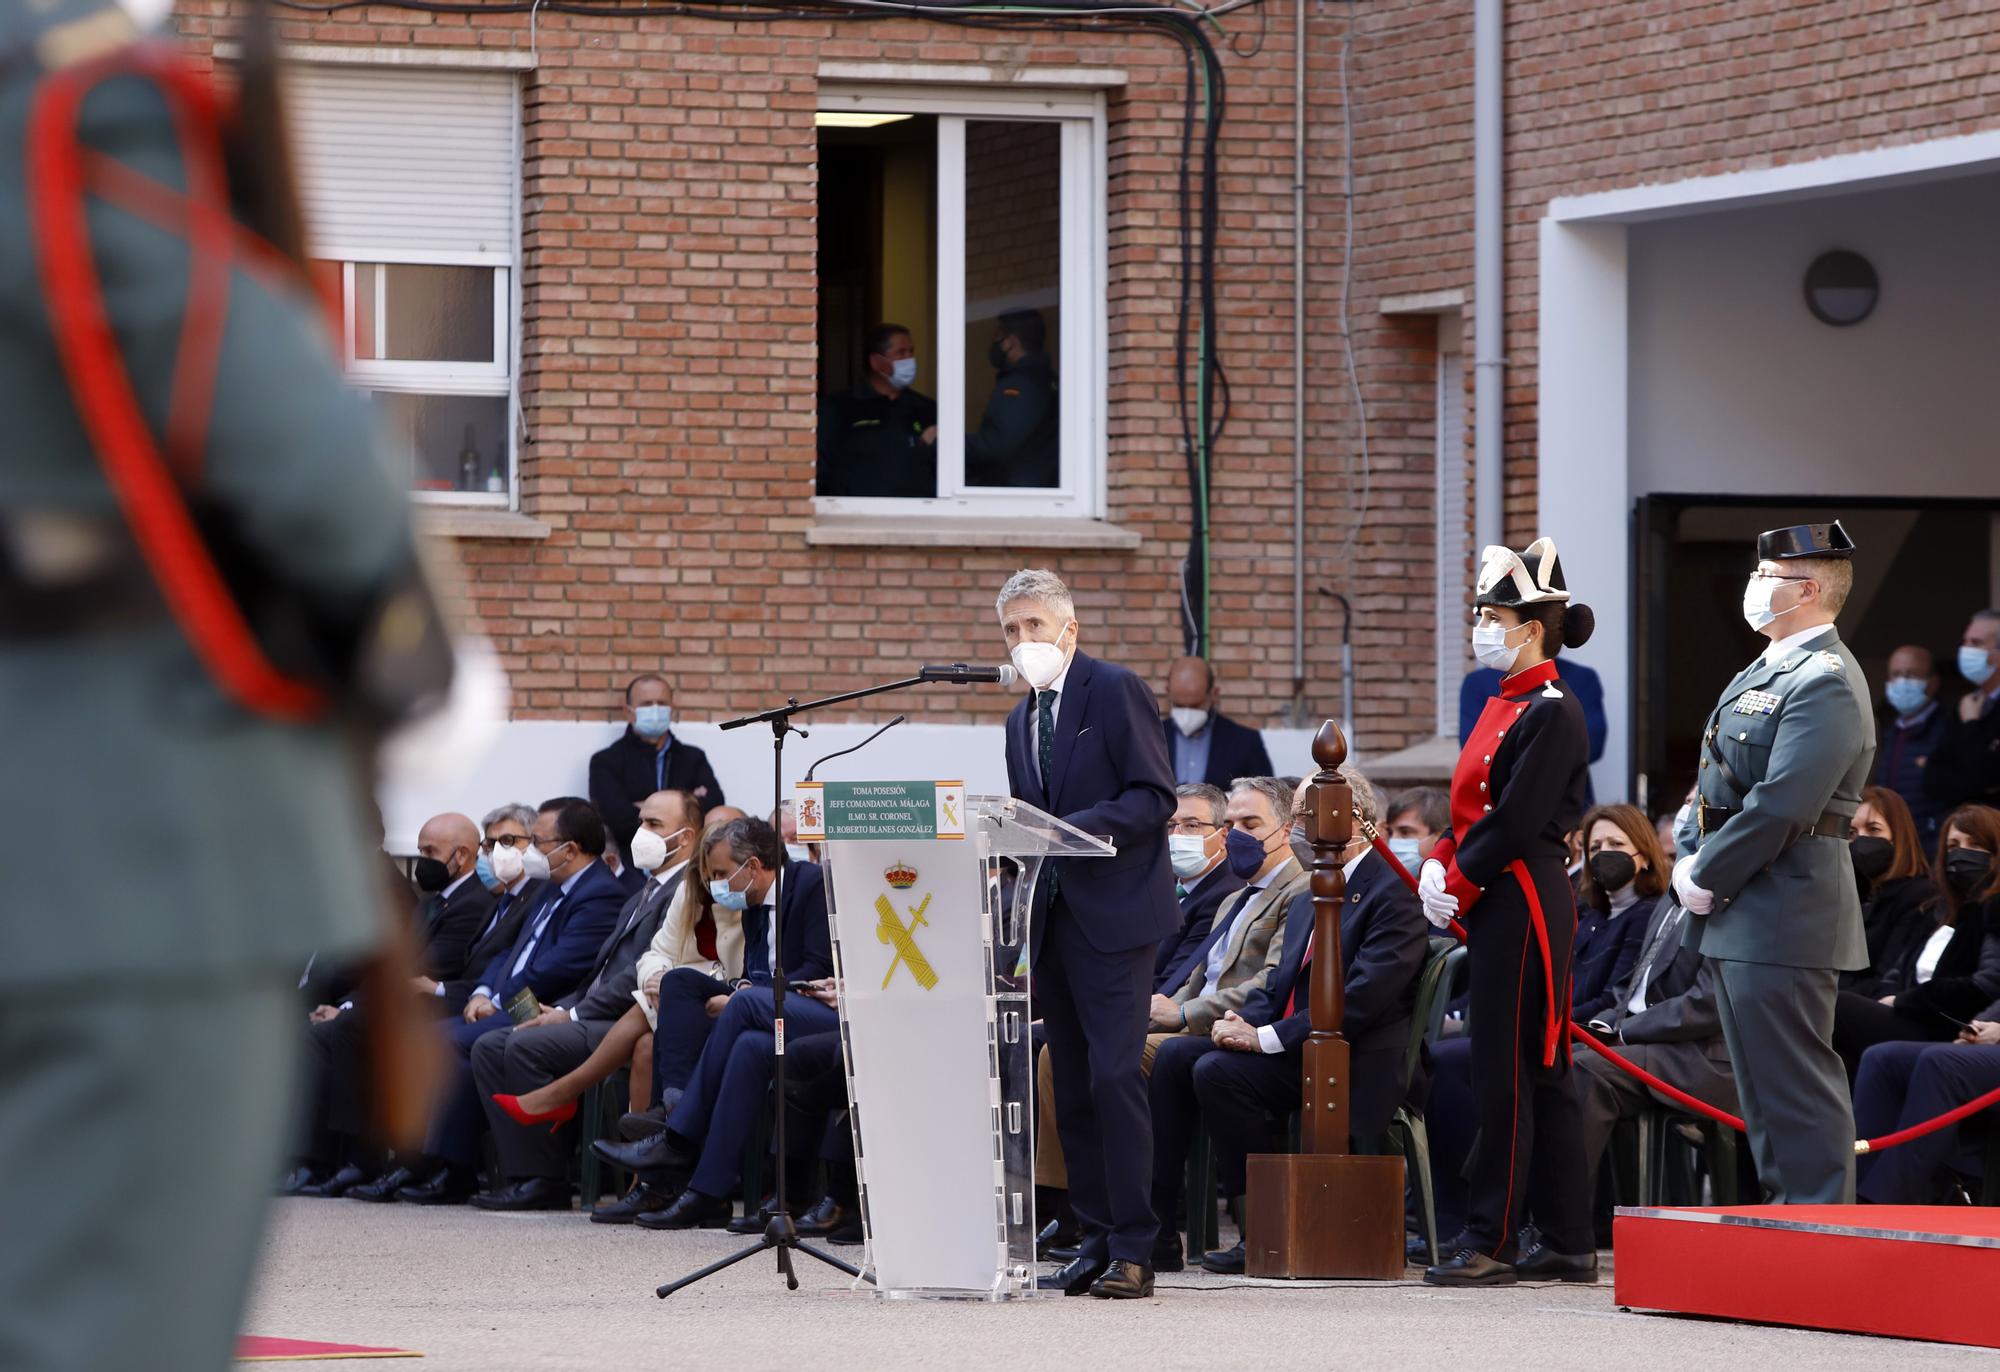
[503,988,543,1024]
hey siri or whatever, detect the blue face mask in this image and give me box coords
[474,849,496,888]
[1961,645,1997,689]
[1387,835,1423,873]
[709,860,751,912]
[1224,826,1275,880]
[1885,677,1930,715]
[633,704,673,740]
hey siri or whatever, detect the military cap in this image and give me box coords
[1475,536,1570,609]
[1757,520,1855,561]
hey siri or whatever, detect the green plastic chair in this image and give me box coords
[1384,937,1463,1266]
[575,1069,631,1209]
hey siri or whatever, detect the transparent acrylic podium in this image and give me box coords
[817,792,1114,1300]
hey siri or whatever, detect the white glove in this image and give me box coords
[1672,854,1714,915]
[1418,859,1459,929]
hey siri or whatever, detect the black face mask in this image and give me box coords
[1848,836,1894,885]
[1945,847,1994,897]
[413,856,452,893]
[1587,850,1637,894]
[988,339,1012,371]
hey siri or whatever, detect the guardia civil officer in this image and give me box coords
[0,3,450,1366]
[1418,539,1597,1286]
[1673,522,1874,1204]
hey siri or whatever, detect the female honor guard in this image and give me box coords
[1418,539,1598,1286]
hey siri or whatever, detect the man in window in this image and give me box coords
[966,308,1060,489]
[815,322,938,497]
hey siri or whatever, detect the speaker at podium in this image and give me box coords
[793,780,1112,1299]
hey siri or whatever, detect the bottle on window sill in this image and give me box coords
[485,456,505,494]
[458,424,480,492]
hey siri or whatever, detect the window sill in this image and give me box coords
[414,507,552,541]
[804,514,1142,552]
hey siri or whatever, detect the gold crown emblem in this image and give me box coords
[884,862,919,890]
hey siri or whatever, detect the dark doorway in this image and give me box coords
[1632,498,1994,817]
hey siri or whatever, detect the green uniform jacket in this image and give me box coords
[1677,627,1875,971]
[0,19,411,987]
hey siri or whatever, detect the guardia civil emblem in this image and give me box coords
[875,862,937,990]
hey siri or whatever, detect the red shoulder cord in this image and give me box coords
[27,44,325,722]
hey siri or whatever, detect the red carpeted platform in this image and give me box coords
[1615,1205,2000,1348]
[236,1335,420,1361]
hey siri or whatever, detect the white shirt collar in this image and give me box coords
[558,860,593,896]
[1762,623,1834,665]
[1342,849,1368,882]
[442,870,475,900]
[1042,654,1075,699]
[1250,854,1296,891]
[505,873,533,896]
[655,857,690,888]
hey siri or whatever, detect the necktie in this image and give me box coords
[482,893,512,946]
[1036,689,1057,794]
[1286,936,1315,1017]
[655,742,667,791]
[1175,882,1189,901]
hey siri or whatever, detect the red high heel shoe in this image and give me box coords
[492,1093,577,1131]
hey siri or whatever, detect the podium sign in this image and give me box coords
[795,782,1111,1300]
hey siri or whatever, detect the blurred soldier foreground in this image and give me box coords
[0,3,452,1367]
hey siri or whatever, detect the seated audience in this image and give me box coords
[589,672,724,866]
[1167,762,1428,1273]
[1161,657,1273,789]
[1841,787,1944,995]
[1834,804,2000,1078]
[1154,783,1244,987]
[1854,1016,2000,1203]
[1383,787,1448,873]
[469,791,699,1211]
[1926,610,2000,811]
[1877,644,1950,845]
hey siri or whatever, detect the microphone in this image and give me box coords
[804,715,907,782]
[919,663,1020,687]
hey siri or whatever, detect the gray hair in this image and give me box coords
[1174,782,1227,828]
[1229,776,1296,829]
[994,568,1075,622]
[1286,765,1380,833]
[481,803,536,834]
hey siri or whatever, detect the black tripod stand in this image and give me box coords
[656,668,994,1298]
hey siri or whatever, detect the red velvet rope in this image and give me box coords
[1364,834,2000,1155]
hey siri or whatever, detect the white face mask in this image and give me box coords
[628,826,670,873]
[1168,834,1213,879]
[1169,707,1211,737]
[785,843,812,865]
[522,843,553,882]
[1011,634,1070,690]
[1472,622,1524,673]
[1742,575,1804,632]
[489,842,525,886]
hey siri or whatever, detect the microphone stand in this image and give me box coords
[656,674,972,1298]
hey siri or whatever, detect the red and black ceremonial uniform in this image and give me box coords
[1430,656,1594,1259]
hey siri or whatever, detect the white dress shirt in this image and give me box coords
[1762,622,1834,665]
[1258,848,1367,1054]
[1200,854,1295,997]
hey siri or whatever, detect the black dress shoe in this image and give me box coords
[635,1189,734,1231]
[1406,1231,1433,1265]
[279,1166,321,1197]
[1423,1247,1519,1287]
[592,1180,677,1225]
[470,1176,570,1212]
[1038,1254,1108,1296]
[1514,1242,1599,1283]
[1089,1260,1154,1299]
[728,1198,777,1236]
[349,1166,417,1203]
[299,1163,370,1198]
[591,1129,694,1175]
[618,1105,667,1142]
[1200,1241,1245,1275]
[1151,1233,1185,1274]
[824,1211,865,1245]
[796,1195,851,1237]
[1036,1215,1083,1260]
[398,1166,478,1206]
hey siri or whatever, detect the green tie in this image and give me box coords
[1037,689,1057,795]
[1175,882,1189,900]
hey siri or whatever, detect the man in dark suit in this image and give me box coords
[291,813,497,1197]
[1572,894,1738,1195]
[469,790,699,1209]
[1166,767,1429,1273]
[1156,783,1244,988]
[400,798,627,1205]
[589,672,726,866]
[997,569,1178,1299]
[1163,656,1273,790]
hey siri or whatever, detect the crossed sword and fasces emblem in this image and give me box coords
[875,892,938,990]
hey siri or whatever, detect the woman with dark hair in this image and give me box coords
[1417,538,1598,1286]
[1841,786,1944,995]
[1833,805,2000,1076]
[1571,804,1668,1024]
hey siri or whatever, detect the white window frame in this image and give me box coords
[813,83,1109,520]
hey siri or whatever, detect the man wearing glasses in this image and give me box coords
[1672,521,1875,1204]
[1155,783,1246,989]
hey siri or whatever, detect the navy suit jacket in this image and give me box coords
[1156,863,1246,989]
[1240,850,1429,1058]
[1163,711,1274,791]
[1460,661,1606,763]
[1005,651,1179,955]
[741,860,834,986]
[479,861,628,1008]
[1571,892,1655,1023]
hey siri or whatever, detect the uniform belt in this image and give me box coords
[1696,802,1851,841]
[0,560,163,638]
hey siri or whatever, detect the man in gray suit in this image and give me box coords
[1673,521,1874,1203]
[1574,895,1738,1190]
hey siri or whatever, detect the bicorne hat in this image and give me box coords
[1475,537,1570,609]
[1757,520,1855,562]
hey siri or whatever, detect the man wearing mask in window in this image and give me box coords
[965,309,1060,489]
[815,322,938,498]
[1876,644,1949,847]
[1161,656,1273,790]
[589,673,724,869]
[1926,610,2000,811]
